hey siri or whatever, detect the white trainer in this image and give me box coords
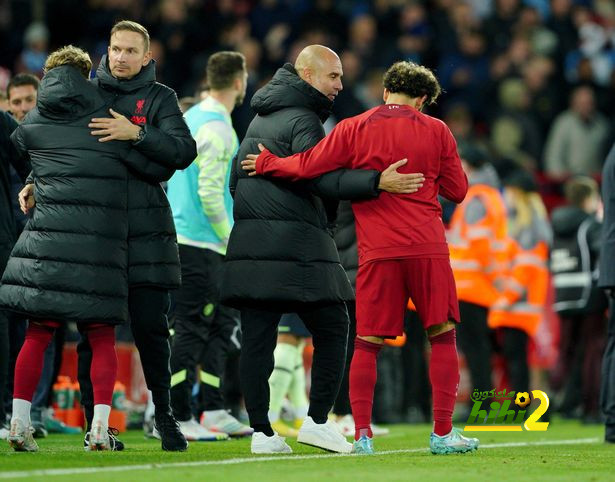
[89,422,111,451]
[251,431,292,454]
[297,417,352,453]
[8,418,38,452]
[178,418,229,441]
[200,410,253,437]
[0,425,8,440]
[334,414,390,437]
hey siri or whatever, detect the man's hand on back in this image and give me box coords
[378,159,424,194]
[89,108,142,142]
[18,183,35,214]
[241,143,266,176]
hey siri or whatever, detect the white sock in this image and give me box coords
[12,399,32,424]
[92,404,111,430]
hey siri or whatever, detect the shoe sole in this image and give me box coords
[162,441,189,452]
[430,445,479,455]
[297,433,352,454]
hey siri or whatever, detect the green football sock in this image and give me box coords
[268,342,298,422]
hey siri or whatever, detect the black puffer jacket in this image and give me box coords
[0,66,131,323]
[93,56,196,289]
[333,201,359,289]
[220,64,380,308]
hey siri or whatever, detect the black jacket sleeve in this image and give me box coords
[290,113,381,201]
[122,148,175,183]
[9,125,32,183]
[131,90,197,169]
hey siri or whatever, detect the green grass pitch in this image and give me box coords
[0,419,612,481]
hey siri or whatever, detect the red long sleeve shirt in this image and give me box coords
[256,103,468,264]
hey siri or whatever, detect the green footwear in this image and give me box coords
[430,427,479,455]
[352,435,374,455]
[45,416,81,434]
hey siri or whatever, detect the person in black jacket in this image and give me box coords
[2,46,126,452]
[220,45,423,454]
[550,176,606,422]
[17,21,196,452]
[599,143,615,442]
[0,109,29,440]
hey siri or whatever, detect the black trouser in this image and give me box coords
[601,299,615,439]
[401,309,430,418]
[333,302,356,416]
[240,302,349,426]
[457,301,493,402]
[501,327,529,394]
[169,245,240,421]
[78,286,171,426]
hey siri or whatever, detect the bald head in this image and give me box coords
[294,44,343,102]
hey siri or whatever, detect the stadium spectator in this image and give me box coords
[220,45,423,455]
[543,85,610,178]
[244,60,478,456]
[2,45,122,452]
[167,51,251,441]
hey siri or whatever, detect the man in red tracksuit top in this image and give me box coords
[244,61,479,455]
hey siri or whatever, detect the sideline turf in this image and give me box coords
[0,419,611,481]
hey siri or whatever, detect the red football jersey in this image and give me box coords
[256,103,468,264]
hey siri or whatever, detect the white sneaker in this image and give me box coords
[178,418,229,441]
[89,422,111,451]
[0,425,8,440]
[200,410,253,437]
[251,431,292,454]
[8,418,38,452]
[336,414,355,437]
[334,414,390,437]
[297,417,352,453]
[371,423,390,436]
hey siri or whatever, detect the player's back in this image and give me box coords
[344,104,466,263]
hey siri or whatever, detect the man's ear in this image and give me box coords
[417,94,428,110]
[142,50,153,66]
[383,88,390,102]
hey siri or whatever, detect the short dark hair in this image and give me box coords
[383,61,441,105]
[111,20,150,51]
[7,73,40,99]
[206,51,246,90]
[564,176,599,208]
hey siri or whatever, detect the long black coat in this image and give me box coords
[599,143,615,289]
[93,56,196,289]
[220,64,380,308]
[0,66,131,323]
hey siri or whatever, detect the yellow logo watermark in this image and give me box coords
[463,389,550,432]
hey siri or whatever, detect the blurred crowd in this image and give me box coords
[1,0,614,183]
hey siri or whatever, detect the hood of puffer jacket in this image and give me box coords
[250,63,332,123]
[37,66,101,121]
[94,54,156,93]
[551,205,592,237]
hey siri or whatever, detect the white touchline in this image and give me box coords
[0,437,601,479]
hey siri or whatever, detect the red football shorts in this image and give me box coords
[355,257,460,337]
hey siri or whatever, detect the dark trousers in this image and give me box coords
[333,302,356,416]
[240,302,349,426]
[457,301,493,401]
[0,247,10,422]
[500,327,529,393]
[601,299,615,439]
[401,309,430,418]
[169,245,240,421]
[78,286,171,426]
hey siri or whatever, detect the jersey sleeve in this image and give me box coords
[437,123,468,203]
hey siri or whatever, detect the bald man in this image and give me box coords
[220,45,423,454]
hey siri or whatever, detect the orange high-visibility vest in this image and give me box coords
[488,236,550,337]
[447,184,509,307]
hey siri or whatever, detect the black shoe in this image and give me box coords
[154,411,188,452]
[84,427,125,451]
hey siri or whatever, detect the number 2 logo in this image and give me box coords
[524,390,550,431]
